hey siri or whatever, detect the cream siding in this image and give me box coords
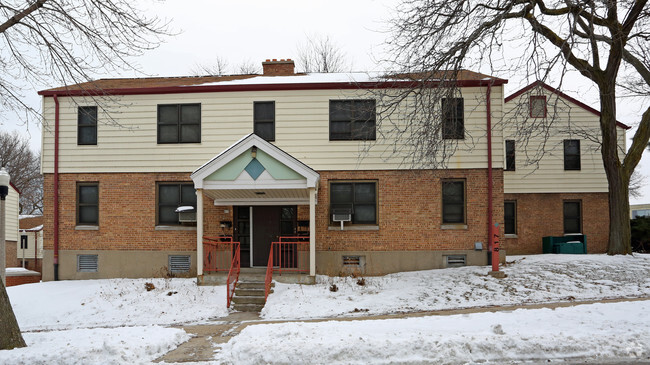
[5,185,19,242]
[41,86,504,173]
[503,88,626,193]
[17,231,43,260]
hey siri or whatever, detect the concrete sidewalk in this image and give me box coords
[155,296,650,363]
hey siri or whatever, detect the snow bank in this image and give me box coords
[262,254,650,319]
[220,300,650,364]
[0,326,188,365]
[7,278,228,331]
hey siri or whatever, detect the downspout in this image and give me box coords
[486,84,495,267]
[486,84,500,273]
[53,94,60,281]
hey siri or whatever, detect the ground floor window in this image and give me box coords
[563,200,582,234]
[330,181,377,224]
[504,201,517,234]
[442,180,465,224]
[77,182,99,225]
[157,182,196,225]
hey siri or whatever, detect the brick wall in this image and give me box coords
[44,169,504,257]
[43,173,197,252]
[503,192,609,254]
[6,273,41,287]
[316,169,504,252]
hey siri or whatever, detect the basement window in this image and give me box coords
[77,254,98,272]
[169,255,191,274]
[445,255,467,268]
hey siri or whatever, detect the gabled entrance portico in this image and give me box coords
[191,134,320,280]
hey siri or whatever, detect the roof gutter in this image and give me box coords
[53,94,60,281]
[37,79,509,98]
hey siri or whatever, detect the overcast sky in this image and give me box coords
[3,0,649,203]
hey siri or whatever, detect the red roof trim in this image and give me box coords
[38,79,508,97]
[505,81,631,130]
[10,182,20,194]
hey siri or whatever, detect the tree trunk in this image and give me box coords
[599,82,632,255]
[0,280,27,350]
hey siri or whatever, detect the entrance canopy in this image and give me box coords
[191,134,320,205]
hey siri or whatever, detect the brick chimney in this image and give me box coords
[262,59,295,76]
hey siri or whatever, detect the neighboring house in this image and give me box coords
[3,182,19,269]
[18,215,44,272]
[503,81,628,254]
[631,204,650,218]
[37,59,627,281]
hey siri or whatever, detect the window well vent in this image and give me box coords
[77,255,98,272]
[169,255,191,273]
[446,255,467,268]
[342,255,361,266]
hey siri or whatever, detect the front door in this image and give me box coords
[235,206,297,267]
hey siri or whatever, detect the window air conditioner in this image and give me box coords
[175,206,197,223]
[332,208,352,230]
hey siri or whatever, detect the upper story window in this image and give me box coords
[254,101,275,142]
[77,182,99,225]
[564,139,581,170]
[78,106,97,145]
[157,104,201,144]
[329,100,376,141]
[442,98,464,139]
[505,140,516,171]
[330,181,377,225]
[442,180,465,224]
[157,182,196,225]
[530,96,547,118]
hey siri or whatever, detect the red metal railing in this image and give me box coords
[226,241,240,308]
[202,236,240,308]
[265,236,309,300]
[203,236,238,273]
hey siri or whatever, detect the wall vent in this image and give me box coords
[446,255,467,268]
[342,255,361,266]
[169,255,191,273]
[77,254,98,272]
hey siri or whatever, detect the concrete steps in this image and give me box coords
[231,270,274,312]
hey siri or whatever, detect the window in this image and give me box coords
[77,183,99,225]
[564,139,581,170]
[330,181,377,224]
[77,254,98,272]
[530,96,546,118]
[563,201,582,234]
[504,201,516,234]
[78,106,97,145]
[442,180,465,224]
[254,101,275,141]
[442,98,464,139]
[505,140,516,171]
[157,104,201,143]
[157,183,196,225]
[329,100,376,141]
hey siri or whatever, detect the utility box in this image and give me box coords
[542,234,587,254]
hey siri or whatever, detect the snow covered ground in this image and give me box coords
[1,278,227,364]
[1,254,650,364]
[263,253,650,319]
[220,300,650,364]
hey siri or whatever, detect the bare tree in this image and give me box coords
[386,0,650,254]
[237,59,261,75]
[296,34,349,73]
[0,131,43,215]
[630,170,645,199]
[0,0,170,128]
[0,0,171,350]
[190,56,230,76]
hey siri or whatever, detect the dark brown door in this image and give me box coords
[252,206,282,266]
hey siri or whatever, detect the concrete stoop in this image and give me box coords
[232,278,273,312]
